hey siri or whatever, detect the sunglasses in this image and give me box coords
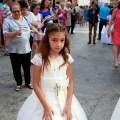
[12,10,21,13]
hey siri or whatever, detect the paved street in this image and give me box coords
[0,24,120,120]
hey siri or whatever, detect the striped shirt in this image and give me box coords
[2,4,11,18]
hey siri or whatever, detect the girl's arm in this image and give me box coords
[30,21,38,28]
[4,30,22,38]
[48,9,54,20]
[108,12,116,31]
[33,65,54,120]
[62,63,74,120]
[38,15,44,31]
[107,11,116,37]
[66,64,74,106]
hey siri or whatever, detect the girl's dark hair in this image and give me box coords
[118,2,120,9]
[38,23,70,71]
[110,8,113,15]
[10,2,21,11]
[31,3,40,12]
[40,0,49,10]
[18,0,29,8]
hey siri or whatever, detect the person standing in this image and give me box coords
[102,9,113,45]
[57,2,67,27]
[39,0,54,32]
[19,0,38,49]
[97,3,110,40]
[65,2,72,32]
[70,3,76,34]
[84,5,89,25]
[17,23,88,120]
[2,0,12,56]
[31,3,44,58]
[79,6,84,26]
[108,2,120,68]
[87,1,99,44]
[75,4,80,24]
[3,2,37,91]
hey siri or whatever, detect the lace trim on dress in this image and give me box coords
[31,54,42,66]
[67,54,74,64]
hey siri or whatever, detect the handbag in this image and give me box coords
[110,23,114,33]
[110,9,118,33]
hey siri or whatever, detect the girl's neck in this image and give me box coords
[24,11,29,16]
[34,12,38,15]
[49,51,60,59]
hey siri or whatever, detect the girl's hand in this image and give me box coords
[38,23,44,31]
[107,30,111,38]
[42,105,54,120]
[32,29,38,34]
[15,29,22,36]
[62,106,72,120]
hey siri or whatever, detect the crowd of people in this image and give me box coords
[1,0,120,120]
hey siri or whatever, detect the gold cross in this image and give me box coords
[54,84,61,96]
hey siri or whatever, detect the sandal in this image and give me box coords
[15,86,21,91]
[25,84,33,89]
[114,63,118,68]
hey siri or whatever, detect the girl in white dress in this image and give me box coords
[31,4,44,58]
[17,23,88,120]
[111,98,120,120]
[102,10,113,45]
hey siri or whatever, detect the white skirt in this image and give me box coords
[102,25,113,44]
[17,90,88,120]
[111,98,120,120]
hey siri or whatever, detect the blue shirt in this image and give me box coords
[84,8,88,19]
[39,9,51,32]
[100,6,110,19]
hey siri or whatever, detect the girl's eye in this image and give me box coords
[61,39,65,42]
[52,39,57,42]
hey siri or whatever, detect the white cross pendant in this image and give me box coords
[54,83,61,96]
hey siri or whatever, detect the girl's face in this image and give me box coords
[49,32,65,54]
[21,7,28,15]
[33,5,40,13]
[44,0,50,8]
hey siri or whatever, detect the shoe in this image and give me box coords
[25,84,33,89]
[114,63,118,68]
[87,41,91,44]
[93,42,96,44]
[97,38,101,41]
[15,86,21,91]
[4,51,9,56]
[71,32,74,34]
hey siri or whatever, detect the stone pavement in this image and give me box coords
[0,24,120,120]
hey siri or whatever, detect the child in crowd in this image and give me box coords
[31,3,44,58]
[102,9,113,45]
[17,23,87,120]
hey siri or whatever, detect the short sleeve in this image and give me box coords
[31,54,42,66]
[3,19,10,34]
[67,54,74,64]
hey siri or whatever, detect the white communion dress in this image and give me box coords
[111,98,120,120]
[17,54,88,120]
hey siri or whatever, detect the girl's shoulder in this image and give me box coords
[67,53,74,64]
[31,54,42,66]
[113,8,118,13]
